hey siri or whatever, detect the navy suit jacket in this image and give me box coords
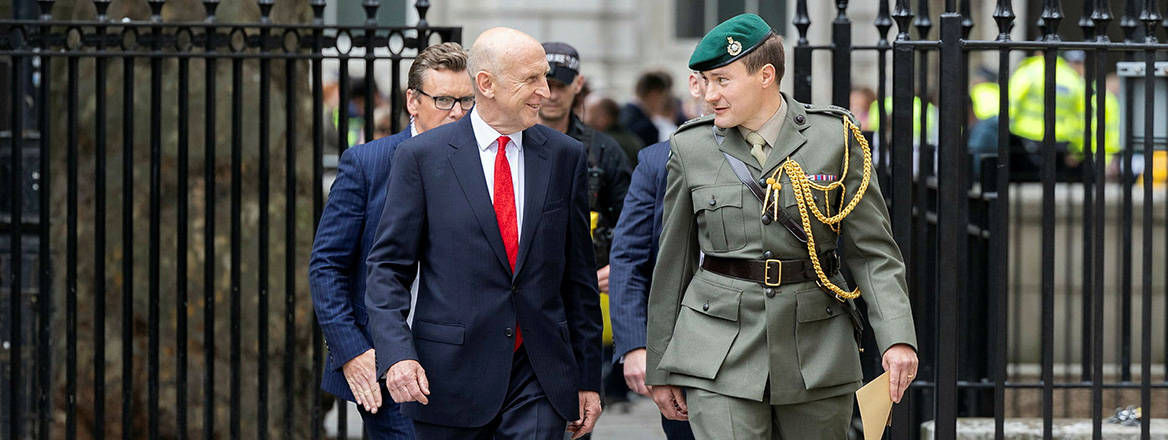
[364,116,603,427]
[608,141,669,362]
[308,127,412,402]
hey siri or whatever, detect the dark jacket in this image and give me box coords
[607,141,669,361]
[620,102,660,147]
[309,128,412,402]
[364,116,603,427]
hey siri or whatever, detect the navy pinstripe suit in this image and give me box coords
[309,128,414,438]
[608,141,695,440]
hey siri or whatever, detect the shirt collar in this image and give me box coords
[737,98,785,147]
[470,107,524,152]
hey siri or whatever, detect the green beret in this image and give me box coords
[688,13,774,71]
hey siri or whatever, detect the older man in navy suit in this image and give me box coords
[364,27,603,440]
[309,42,473,438]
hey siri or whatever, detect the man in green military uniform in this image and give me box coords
[645,14,919,439]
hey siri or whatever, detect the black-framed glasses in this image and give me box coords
[414,88,475,111]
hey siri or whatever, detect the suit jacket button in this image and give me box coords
[505,328,514,337]
[765,288,776,298]
[512,286,519,294]
[702,303,710,311]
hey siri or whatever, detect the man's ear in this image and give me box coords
[405,88,420,117]
[475,71,495,99]
[757,63,779,90]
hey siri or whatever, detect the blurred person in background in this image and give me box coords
[585,95,645,166]
[621,70,675,146]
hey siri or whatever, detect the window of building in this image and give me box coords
[675,0,786,39]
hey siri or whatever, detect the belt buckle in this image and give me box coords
[764,259,783,287]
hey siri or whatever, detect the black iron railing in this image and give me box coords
[1,0,457,438]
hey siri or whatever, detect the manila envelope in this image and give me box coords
[855,371,894,440]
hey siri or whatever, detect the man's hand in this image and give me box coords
[883,343,918,403]
[343,349,383,413]
[596,265,610,292]
[385,359,431,405]
[649,385,688,421]
[622,348,650,396]
[566,390,602,439]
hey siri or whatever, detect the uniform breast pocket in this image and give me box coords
[690,185,747,252]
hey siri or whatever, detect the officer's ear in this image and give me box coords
[757,63,778,90]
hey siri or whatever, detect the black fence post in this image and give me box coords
[832,1,852,108]
[935,4,965,440]
[990,2,1014,439]
[793,0,812,102]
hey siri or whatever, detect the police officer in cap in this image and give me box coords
[645,14,918,439]
[538,42,632,294]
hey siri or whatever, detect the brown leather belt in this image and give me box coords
[700,251,840,287]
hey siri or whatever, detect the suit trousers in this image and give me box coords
[412,346,566,440]
[356,381,416,440]
[686,387,852,440]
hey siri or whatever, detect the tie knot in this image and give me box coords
[745,132,767,148]
[497,136,511,154]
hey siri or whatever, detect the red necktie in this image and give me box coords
[492,136,523,350]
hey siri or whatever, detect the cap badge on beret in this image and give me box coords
[726,37,742,56]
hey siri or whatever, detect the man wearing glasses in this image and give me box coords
[310,42,473,439]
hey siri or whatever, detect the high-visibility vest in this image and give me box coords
[867,96,938,146]
[1008,55,1120,159]
[970,81,1000,121]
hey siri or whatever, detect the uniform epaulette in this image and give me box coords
[803,104,857,124]
[675,114,715,134]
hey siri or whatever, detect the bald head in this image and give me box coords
[468,27,544,82]
[467,27,551,134]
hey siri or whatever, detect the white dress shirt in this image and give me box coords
[469,107,526,244]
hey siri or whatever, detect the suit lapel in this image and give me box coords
[513,126,550,279]
[447,118,512,274]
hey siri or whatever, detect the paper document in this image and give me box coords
[855,371,894,440]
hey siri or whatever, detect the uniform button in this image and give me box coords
[795,115,806,124]
[759,177,768,187]
[761,214,772,225]
[765,288,776,298]
[803,103,813,109]
[763,251,774,259]
[826,307,834,315]
[702,303,710,311]
[709,198,717,206]
[505,328,514,337]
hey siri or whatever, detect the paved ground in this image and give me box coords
[326,395,669,439]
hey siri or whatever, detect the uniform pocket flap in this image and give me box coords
[681,276,742,322]
[413,320,465,345]
[691,184,743,213]
[796,288,844,323]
